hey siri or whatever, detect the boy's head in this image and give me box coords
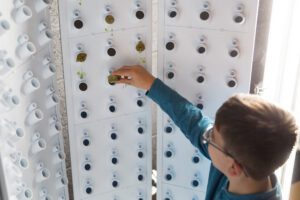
[211,94,298,180]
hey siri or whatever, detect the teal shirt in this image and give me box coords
[147,78,281,200]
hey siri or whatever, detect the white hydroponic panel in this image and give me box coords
[0,0,69,200]
[157,0,260,199]
[58,0,152,199]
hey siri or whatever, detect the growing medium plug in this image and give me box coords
[107,75,121,85]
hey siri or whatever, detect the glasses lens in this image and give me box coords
[202,128,210,144]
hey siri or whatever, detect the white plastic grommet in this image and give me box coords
[0,20,10,36]
[46,93,59,109]
[22,77,40,95]
[49,121,62,137]
[31,138,46,154]
[17,42,36,59]
[26,109,44,126]
[13,5,33,24]
[35,0,52,13]
[43,63,56,79]
[36,168,51,182]
[39,29,53,46]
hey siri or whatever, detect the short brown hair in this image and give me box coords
[215,94,298,180]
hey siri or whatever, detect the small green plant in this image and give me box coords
[77,70,86,79]
[139,57,146,64]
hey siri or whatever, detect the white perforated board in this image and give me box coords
[58,0,153,199]
[0,0,69,200]
[157,0,260,199]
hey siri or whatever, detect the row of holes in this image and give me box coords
[71,6,246,30]
[74,42,238,58]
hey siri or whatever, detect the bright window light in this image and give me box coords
[263,0,300,199]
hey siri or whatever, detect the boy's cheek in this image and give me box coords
[209,146,227,173]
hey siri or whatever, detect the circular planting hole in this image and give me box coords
[227,79,237,88]
[84,163,91,171]
[31,78,40,88]
[111,132,117,140]
[165,151,172,158]
[35,110,43,119]
[24,189,32,199]
[16,128,24,137]
[200,11,210,20]
[74,19,83,29]
[165,174,172,181]
[86,186,93,194]
[229,49,239,57]
[192,180,199,187]
[168,10,177,18]
[197,46,206,54]
[107,48,116,56]
[22,6,32,17]
[80,110,88,119]
[11,95,20,105]
[42,169,50,178]
[1,20,10,30]
[109,105,116,113]
[233,14,244,24]
[138,151,144,158]
[192,156,200,163]
[137,99,143,107]
[197,103,204,110]
[197,76,205,83]
[164,126,173,133]
[165,42,175,50]
[26,43,36,53]
[138,174,144,181]
[19,158,28,168]
[38,139,46,148]
[79,82,88,91]
[112,180,118,188]
[167,71,174,79]
[136,10,145,19]
[83,138,90,146]
[5,58,15,68]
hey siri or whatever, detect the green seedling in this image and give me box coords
[77,70,86,79]
[139,57,146,64]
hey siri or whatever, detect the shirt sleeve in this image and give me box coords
[146,78,213,159]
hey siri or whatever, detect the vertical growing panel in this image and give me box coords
[157,0,260,199]
[59,0,152,199]
[0,0,69,199]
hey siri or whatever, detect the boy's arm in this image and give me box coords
[147,78,213,159]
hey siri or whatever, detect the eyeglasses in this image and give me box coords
[202,127,233,157]
[202,126,249,177]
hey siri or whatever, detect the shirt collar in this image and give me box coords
[221,174,281,200]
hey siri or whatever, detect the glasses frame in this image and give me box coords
[202,126,249,177]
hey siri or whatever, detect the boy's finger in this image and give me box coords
[119,66,132,70]
[115,78,133,85]
[111,68,132,77]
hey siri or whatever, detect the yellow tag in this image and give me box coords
[108,75,121,84]
[105,15,115,24]
[76,52,87,62]
[136,41,145,53]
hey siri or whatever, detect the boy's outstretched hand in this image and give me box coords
[111,65,155,91]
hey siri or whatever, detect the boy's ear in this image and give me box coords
[228,160,243,177]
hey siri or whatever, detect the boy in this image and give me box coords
[112,65,298,200]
